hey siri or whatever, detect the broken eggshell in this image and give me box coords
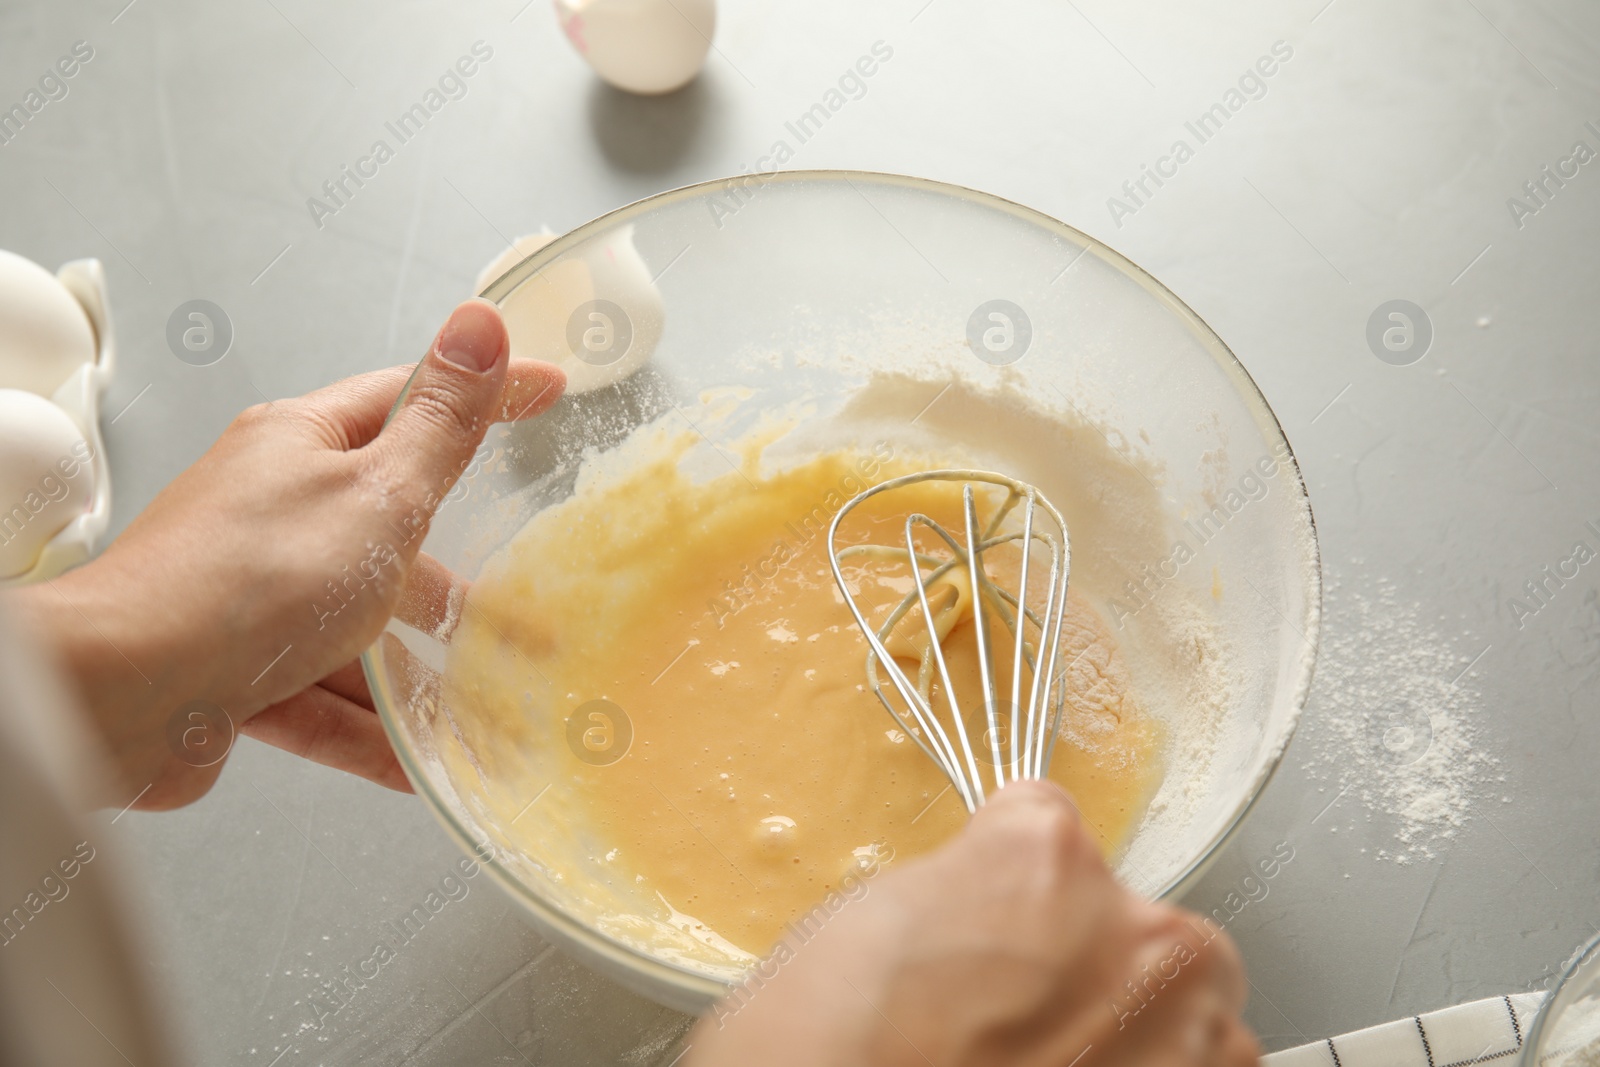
[475,224,662,394]
[553,0,716,95]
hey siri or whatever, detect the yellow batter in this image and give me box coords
[445,442,1162,956]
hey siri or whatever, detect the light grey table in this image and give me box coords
[4,0,1598,1062]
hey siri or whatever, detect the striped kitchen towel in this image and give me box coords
[1264,993,1545,1067]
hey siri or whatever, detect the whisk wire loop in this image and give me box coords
[827,470,1072,813]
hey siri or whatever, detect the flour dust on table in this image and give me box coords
[1297,570,1498,863]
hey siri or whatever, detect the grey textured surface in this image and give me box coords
[2,0,1598,1062]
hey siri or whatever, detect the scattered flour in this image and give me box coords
[1299,570,1497,862]
[620,1017,695,1065]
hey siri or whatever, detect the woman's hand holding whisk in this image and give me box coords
[689,779,1260,1067]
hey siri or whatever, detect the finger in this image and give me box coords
[241,685,413,793]
[964,777,1087,847]
[1200,925,1251,1014]
[299,364,413,449]
[320,660,375,710]
[373,300,512,495]
[979,779,1137,885]
[1211,1017,1262,1067]
[396,551,470,638]
[497,360,566,424]
[977,777,1079,819]
[300,357,566,453]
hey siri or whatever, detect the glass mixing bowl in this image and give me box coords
[1522,933,1600,1066]
[361,170,1322,1012]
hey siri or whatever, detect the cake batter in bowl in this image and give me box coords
[361,171,1321,1012]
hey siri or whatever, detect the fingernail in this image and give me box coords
[438,301,505,374]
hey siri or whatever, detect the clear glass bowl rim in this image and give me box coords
[1520,931,1600,1065]
[361,168,1325,1004]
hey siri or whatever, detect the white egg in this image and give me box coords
[0,389,94,579]
[554,0,716,95]
[480,224,663,394]
[0,250,97,398]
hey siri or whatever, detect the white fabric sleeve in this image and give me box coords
[0,601,178,1065]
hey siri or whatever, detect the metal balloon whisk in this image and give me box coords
[826,470,1071,812]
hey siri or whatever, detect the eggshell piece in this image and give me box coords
[0,389,94,579]
[0,250,97,398]
[482,225,663,394]
[476,232,560,296]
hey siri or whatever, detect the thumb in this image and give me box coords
[378,299,509,495]
[960,779,1085,850]
[974,778,1077,820]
